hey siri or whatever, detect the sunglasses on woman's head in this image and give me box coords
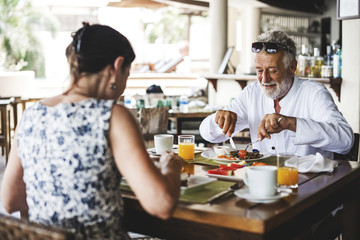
[251,42,295,57]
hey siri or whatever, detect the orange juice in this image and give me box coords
[178,143,195,160]
[182,163,195,175]
[277,167,298,187]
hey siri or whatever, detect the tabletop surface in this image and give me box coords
[122,155,360,238]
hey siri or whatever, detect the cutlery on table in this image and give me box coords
[229,137,237,151]
[208,182,244,204]
[244,117,283,151]
[245,139,260,151]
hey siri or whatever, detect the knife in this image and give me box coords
[208,182,244,204]
[229,137,237,151]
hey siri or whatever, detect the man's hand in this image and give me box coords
[258,113,296,140]
[215,110,237,137]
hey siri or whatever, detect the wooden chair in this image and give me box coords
[0,99,13,163]
[138,107,169,148]
[334,133,360,161]
[0,213,75,240]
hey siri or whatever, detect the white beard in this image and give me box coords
[260,76,293,99]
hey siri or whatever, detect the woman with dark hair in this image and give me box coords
[1,23,183,239]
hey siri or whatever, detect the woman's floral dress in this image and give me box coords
[16,98,131,240]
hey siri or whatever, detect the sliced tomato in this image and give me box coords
[208,168,233,176]
[239,150,247,159]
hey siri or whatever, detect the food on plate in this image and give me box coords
[233,167,247,179]
[230,149,263,160]
[207,161,247,176]
[207,168,233,176]
[216,155,237,160]
[180,169,190,186]
[251,162,268,166]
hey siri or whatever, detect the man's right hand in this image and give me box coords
[215,110,237,137]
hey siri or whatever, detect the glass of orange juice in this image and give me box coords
[277,155,298,189]
[178,135,195,161]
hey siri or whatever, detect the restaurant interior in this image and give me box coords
[0,0,360,239]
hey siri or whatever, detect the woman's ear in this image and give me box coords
[114,56,124,71]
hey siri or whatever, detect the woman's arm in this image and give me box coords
[109,104,183,220]
[1,134,28,214]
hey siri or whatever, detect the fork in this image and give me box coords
[245,139,260,151]
[245,117,283,151]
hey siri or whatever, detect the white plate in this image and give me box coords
[204,173,244,182]
[234,188,289,203]
[147,147,203,157]
[181,175,216,194]
[201,149,271,162]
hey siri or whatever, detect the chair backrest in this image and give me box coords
[334,133,360,161]
[128,108,139,120]
[139,107,169,144]
[0,213,75,240]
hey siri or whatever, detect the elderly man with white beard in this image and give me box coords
[199,30,353,159]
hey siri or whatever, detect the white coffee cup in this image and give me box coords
[213,146,231,156]
[154,134,174,154]
[244,166,277,198]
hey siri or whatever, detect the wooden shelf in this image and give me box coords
[202,74,342,102]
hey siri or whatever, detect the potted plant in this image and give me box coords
[0,0,57,76]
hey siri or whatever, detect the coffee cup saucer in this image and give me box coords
[234,188,289,203]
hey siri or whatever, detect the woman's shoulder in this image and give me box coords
[111,103,136,120]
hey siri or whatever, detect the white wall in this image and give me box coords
[338,19,360,133]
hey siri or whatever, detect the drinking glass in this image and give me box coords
[178,135,195,161]
[277,154,298,189]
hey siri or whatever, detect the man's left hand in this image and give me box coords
[257,113,296,140]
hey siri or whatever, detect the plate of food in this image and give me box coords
[203,162,247,181]
[201,148,271,163]
[204,172,244,182]
[204,160,271,182]
[180,175,216,194]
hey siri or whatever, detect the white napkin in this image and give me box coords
[284,152,338,173]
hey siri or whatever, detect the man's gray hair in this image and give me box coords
[257,30,296,67]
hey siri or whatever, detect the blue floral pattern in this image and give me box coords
[17,98,130,239]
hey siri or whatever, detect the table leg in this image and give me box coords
[176,118,182,135]
[342,180,360,239]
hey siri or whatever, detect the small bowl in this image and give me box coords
[213,146,231,156]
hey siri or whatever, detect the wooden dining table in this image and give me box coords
[122,156,360,240]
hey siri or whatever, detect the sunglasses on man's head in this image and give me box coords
[251,42,295,57]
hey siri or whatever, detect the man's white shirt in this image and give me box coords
[199,76,354,158]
